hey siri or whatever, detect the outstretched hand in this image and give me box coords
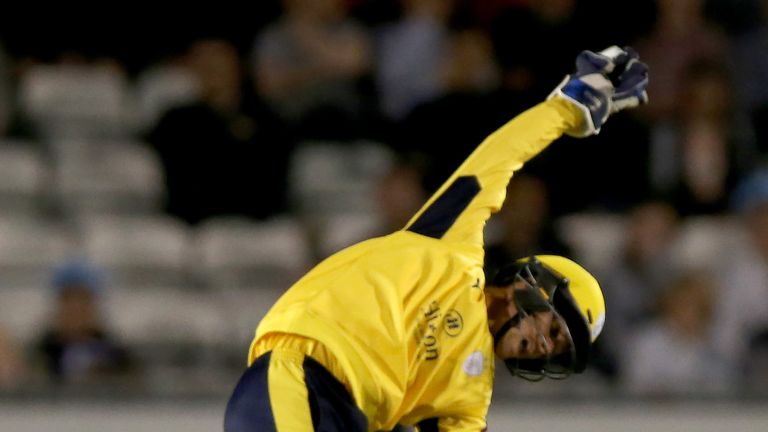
[550,46,649,137]
[609,47,649,113]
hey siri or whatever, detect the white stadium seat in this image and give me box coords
[80,214,192,287]
[0,285,50,345]
[52,140,164,216]
[0,141,48,215]
[214,285,286,353]
[669,216,748,272]
[193,216,312,289]
[289,140,394,216]
[106,286,228,348]
[316,211,381,258]
[0,217,75,287]
[556,212,627,275]
[19,63,136,139]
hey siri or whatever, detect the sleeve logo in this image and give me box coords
[463,351,485,377]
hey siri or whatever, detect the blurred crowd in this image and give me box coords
[1,0,768,400]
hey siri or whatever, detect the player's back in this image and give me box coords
[252,230,492,430]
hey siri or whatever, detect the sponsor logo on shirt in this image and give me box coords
[443,309,463,337]
[414,302,466,360]
[415,301,442,361]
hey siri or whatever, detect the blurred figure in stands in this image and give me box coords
[396,27,501,190]
[490,0,584,100]
[0,325,24,390]
[730,0,768,112]
[648,59,754,215]
[636,0,727,121]
[595,200,679,378]
[0,43,12,138]
[150,39,293,225]
[484,175,569,279]
[622,271,732,395]
[743,0,768,155]
[374,159,428,235]
[253,0,372,139]
[744,329,768,394]
[488,0,656,215]
[713,169,768,379]
[375,0,456,121]
[36,260,133,386]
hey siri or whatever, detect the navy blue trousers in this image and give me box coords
[224,352,368,432]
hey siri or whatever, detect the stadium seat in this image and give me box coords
[214,285,286,354]
[289,140,394,216]
[79,214,192,288]
[0,216,75,287]
[192,215,314,356]
[0,141,48,215]
[18,63,136,139]
[0,285,49,345]
[106,285,228,348]
[669,216,747,271]
[316,211,381,258]
[52,140,164,216]
[556,212,627,274]
[193,216,312,289]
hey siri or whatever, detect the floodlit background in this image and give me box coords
[0,0,767,430]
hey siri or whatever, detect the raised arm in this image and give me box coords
[403,98,577,251]
[402,46,649,259]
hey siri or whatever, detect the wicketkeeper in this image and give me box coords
[225,46,649,431]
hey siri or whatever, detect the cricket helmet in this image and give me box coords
[490,255,605,380]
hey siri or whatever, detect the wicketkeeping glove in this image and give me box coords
[549,46,649,137]
[610,47,649,113]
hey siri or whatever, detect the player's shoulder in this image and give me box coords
[319,231,464,273]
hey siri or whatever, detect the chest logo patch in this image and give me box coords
[463,351,485,377]
[443,309,463,337]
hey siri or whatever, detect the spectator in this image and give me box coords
[744,329,768,394]
[36,260,134,385]
[0,43,12,138]
[490,0,586,99]
[712,168,768,374]
[149,39,293,225]
[622,271,733,395]
[740,1,768,155]
[648,59,753,215]
[489,0,653,214]
[595,200,679,377]
[375,0,456,120]
[374,159,428,235]
[484,175,570,279]
[395,28,502,190]
[728,0,768,114]
[635,0,727,121]
[0,325,24,390]
[253,0,372,138]
[134,53,200,133]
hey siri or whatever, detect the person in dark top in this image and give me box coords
[37,260,133,385]
[149,39,294,225]
[484,175,571,279]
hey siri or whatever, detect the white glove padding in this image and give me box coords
[549,46,649,137]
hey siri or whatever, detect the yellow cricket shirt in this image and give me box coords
[251,97,581,431]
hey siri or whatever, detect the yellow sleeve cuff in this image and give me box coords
[546,96,586,137]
